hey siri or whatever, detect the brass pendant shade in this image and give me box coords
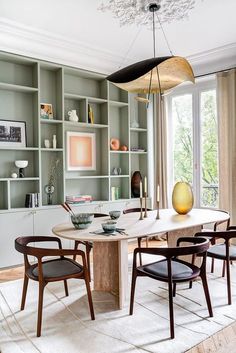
[107,56,195,94]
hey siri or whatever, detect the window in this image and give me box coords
[167,78,218,208]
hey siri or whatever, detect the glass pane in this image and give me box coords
[172,94,193,184]
[200,89,218,207]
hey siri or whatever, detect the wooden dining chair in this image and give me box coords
[195,229,236,305]
[73,213,109,281]
[123,208,152,265]
[201,210,230,274]
[15,236,95,337]
[129,236,212,339]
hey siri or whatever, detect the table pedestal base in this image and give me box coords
[93,240,128,309]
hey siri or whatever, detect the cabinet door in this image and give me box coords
[33,208,71,248]
[0,211,33,268]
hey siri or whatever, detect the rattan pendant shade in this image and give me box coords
[107,56,195,94]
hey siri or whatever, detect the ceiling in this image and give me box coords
[0,0,236,74]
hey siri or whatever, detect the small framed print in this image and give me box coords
[67,131,96,171]
[0,119,26,148]
[40,103,54,120]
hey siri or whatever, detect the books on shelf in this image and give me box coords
[66,195,93,204]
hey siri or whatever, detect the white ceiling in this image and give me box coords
[0,0,236,74]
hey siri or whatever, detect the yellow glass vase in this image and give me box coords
[172,182,194,215]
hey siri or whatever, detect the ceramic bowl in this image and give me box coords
[109,210,121,220]
[71,213,94,229]
[15,160,28,169]
[102,221,117,233]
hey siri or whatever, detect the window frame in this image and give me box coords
[166,76,217,208]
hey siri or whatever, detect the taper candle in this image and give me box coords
[140,181,143,198]
[157,184,160,203]
[144,176,147,194]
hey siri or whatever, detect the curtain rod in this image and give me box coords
[196,66,236,79]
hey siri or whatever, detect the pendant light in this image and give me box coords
[107,3,195,99]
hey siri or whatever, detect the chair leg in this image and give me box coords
[201,273,213,317]
[173,283,176,297]
[146,237,148,247]
[226,259,232,305]
[73,241,79,261]
[189,281,193,289]
[84,273,95,320]
[137,238,142,266]
[85,243,92,282]
[211,258,215,273]
[64,280,69,297]
[129,272,137,315]
[37,282,45,337]
[222,260,226,277]
[20,274,29,310]
[168,280,175,339]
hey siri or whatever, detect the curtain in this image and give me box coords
[217,69,236,224]
[153,93,168,209]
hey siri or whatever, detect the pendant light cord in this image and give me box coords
[156,13,174,56]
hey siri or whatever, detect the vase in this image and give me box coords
[172,181,194,215]
[44,184,55,205]
[131,171,142,197]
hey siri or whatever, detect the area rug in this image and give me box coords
[0,257,236,353]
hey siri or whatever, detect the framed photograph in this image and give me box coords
[67,131,96,171]
[0,120,26,148]
[40,103,54,120]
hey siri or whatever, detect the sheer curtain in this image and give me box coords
[153,94,168,209]
[217,69,236,223]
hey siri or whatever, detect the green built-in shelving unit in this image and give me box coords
[0,51,149,210]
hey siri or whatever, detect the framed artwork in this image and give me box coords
[0,119,26,148]
[67,131,96,171]
[40,103,54,120]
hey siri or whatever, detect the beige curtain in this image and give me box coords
[217,69,236,224]
[153,93,168,209]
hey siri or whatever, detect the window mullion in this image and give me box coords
[193,89,201,207]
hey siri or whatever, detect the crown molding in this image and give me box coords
[0,17,236,76]
[0,17,125,74]
[187,43,236,76]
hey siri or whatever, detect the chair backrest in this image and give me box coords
[94,213,108,218]
[123,208,152,214]
[213,210,230,231]
[134,236,209,259]
[15,236,85,260]
[196,230,236,242]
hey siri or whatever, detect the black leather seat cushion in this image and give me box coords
[142,259,200,281]
[32,258,83,279]
[207,244,236,260]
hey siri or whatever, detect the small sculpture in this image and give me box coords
[15,160,28,178]
[110,138,120,150]
[68,110,79,122]
[131,171,142,197]
[120,145,128,151]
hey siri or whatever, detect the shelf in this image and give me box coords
[0,82,38,93]
[0,177,40,181]
[110,150,129,154]
[41,148,63,152]
[0,147,39,151]
[130,128,147,132]
[40,119,63,124]
[130,151,147,154]
[110,175,129,178]
[65,175,109,180]
[109,101,129,107]
[64,121,108,129]
[64,93,107,104]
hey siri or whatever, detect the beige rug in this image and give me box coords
[0,256,236,353]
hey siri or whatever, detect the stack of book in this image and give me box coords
[66,195,93,204]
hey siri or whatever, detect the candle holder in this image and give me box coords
[139,197,144,220]
[144,191,148,218]
[156,201,160,220]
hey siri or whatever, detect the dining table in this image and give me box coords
[52,208,229,309]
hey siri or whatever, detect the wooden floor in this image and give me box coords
[0,238,235,353]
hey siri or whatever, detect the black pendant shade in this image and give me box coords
[107,56,195,94]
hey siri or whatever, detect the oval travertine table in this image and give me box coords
[52,208,229,309]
